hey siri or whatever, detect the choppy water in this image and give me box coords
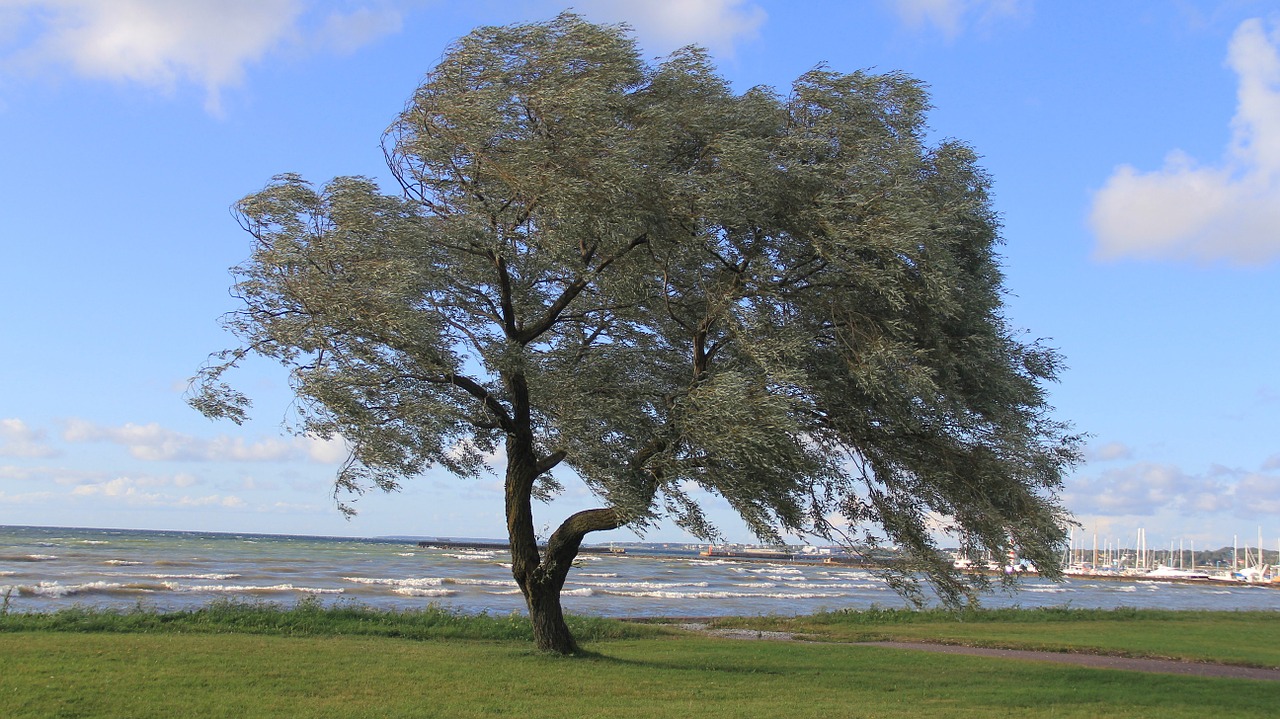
[3,525,1278,617]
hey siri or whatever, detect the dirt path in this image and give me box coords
[859,641,1280,681]
[670,623,1280,681]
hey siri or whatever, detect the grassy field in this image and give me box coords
[3,603,1278,718]
[710,606,1280,668]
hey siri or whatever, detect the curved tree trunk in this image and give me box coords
[502,389,622,653]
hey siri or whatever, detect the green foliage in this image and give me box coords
[191,12,1080,623]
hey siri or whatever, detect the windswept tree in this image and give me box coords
[191,14,1080,654]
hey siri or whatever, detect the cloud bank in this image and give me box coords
[887,0,1029,39]
[1064,460,1280,520]
[580,0,765,55]
[61,418,347,464]
[0,418,58,458]
[1,0,402,112]
[1091,18,1280,265]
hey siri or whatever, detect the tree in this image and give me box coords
[191,13,1080,654]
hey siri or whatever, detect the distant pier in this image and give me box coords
[417,539,625,555]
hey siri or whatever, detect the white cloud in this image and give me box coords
[0,418,59,458]
[1,0,403,112]
[303,433,350,463]
[580,0,765,55]
[61,418,343,464]
[1064,459,1280,520]
[1091,18,1280,265]
[312,5,402,55]
[1084,441,1134,463]
[71,474,244,508]
[887,0,1028,39]
[0,489,57,504]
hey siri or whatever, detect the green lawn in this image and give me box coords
[5,632,1279,718]
[2,605,1277,718]
[710,607,1280,667]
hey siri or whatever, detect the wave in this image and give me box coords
[144,573,242,580]
[395,553,416,557]
[441,552,501,560]
[343,576,444,588]
[596,588,852,600]
[575,581,709,590]
[14,581,172,598]
[0,554,59,562]
[576,573,617,578]
[392,587,456,597]
[103,560,144,566]
[174,583,344,595]
[444,578,518,587]
[1018,586,1069,594]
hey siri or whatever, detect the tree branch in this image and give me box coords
[540,507,623,585]
[536,449,567,476]
[516,233,649,344]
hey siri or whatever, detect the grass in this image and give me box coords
[707,606,1280,668]
[0,596,658,643]
[2,603,1278,718]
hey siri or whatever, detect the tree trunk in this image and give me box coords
[526,575,579,653]
[500,372,622,653]
[524,507,623,653]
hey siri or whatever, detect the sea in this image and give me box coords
[3,525,1278,617]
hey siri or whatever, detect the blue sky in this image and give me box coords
[1,1,1278,553]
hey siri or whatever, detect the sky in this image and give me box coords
[1,0,1278,553]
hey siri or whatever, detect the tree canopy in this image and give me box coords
[191,13,1080,653]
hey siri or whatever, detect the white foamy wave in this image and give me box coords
[577,573,617,578]
[827,571,875,580]
[1210,590,1232,595]
[342,576,444,588]
[392,587,456,597]
[80,540,110,545]
[748,567,802,575]
[1019,586,1068,594]
[444,578,518,587]
[396,553,416,557]
[144,573,242,580]
[16,581,169,598]
[561,588,595,597]
[26,554,58,561]
[442,552,500,560]
[599,588,850,600]
[0,571,16,576]
[103,560,144,566]
[733,582,776,588]
[176,584,343,594]
[802,582,882,590]
[1116,586,1137,592]
[577,581,709,590]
